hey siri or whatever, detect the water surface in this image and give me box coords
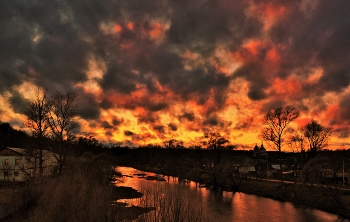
[116,166,349,222]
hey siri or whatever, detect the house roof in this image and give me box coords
[292,164,302,170]
[240,158,255,166]
[6,147,27,156]
[0,147,56,157]
[257,162,274,170]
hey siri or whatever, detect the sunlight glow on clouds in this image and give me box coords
[1,0,350,150]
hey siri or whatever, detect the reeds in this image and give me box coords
[22,156,205,222]
[25,157,117,222]
[135,181,204,222]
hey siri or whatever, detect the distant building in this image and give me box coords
[292,164,302,177]
[251,144,276,177]
[0,147,58,181]
[252,143,268,161]
[238,158,255,174]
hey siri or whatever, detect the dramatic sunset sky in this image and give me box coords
[1,0,350,150]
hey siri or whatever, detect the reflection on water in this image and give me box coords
[116,167,349,222]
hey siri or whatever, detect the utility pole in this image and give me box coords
[343,159,345,186]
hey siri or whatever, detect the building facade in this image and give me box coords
[0,147,58,181]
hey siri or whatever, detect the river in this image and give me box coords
[116,166,349,222]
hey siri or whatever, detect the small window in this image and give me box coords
[4,171,9,177]
[15,159,20,165]
[14,171,18,177]
[4,159,9,166]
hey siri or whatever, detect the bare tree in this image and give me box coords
[47,91,79,175]
[302,120,331,155]
[289,131,305,153]
[163,139,184,149]
[287,131,309,169]
[261,106,299,183]
[23,88,50,177]
[261,106,300,152]
[203,132,229,165]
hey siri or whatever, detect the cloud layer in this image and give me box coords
[1,0,350,149]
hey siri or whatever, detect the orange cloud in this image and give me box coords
[265,47,280,65]
[247,2,287,30]
[146,21,169,42]
[325,104,339,118]
[243,40,263,57]
[114,24,122,32]
[182,50,199,60]
[324,104,341,125]
[126,22,134,30]
[270,77,303,98]
[148,22,166,39]
[294,117,312,128]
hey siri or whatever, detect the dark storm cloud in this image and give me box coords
[2,0,245,120]
[248,87,267,101]
[234,61,268,100]
[100,64,138,94]
[170,67,231,111]
[126,131,157,143]
[234,118,254,130]
[261,100,285,113]
[124,130,134,136]
[337,129,350,139]
[99,98,114,110]
[112,118,123,126]
[79,105,100,120]
[88,122,97,129]
[167,0,254,54]
[3,0,350,144]
[147,102,168,112]
[78,92,100,120]
[138,112,157,123]
[105,130,113,137]
[0,1,92,92]
[168,123,177,131]
[101,121,114,129]
[153,125,165,133]
[203,116,219,126]
[0,71,22,93]
[268,1,350,93]
[179,111,195,122]
[339,93,350,124]
[88,0,248,111]
[8,92,27,114]
[0,0,164,96]
[124,98,169,115]
[312,1,350,91]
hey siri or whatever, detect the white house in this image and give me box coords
[0,147,58,181]
[238,158,255,174]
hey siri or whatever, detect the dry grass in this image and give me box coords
[0,186,28,205]
[18,155,206,222]
[135,181,204,222]
[23,157,119,222]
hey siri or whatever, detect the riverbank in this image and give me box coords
[237,178,350,219]
[131,164,350,220]
[0,156,158,222]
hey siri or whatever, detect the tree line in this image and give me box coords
[23,89,80,176]
[262,105,332,155]
[163,105,332,161]
[1,87,334,178]
[0,89,107,179]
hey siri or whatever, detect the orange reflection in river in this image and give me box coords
[116,167,349,222]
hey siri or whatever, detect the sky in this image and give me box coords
[1,0,350,150]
